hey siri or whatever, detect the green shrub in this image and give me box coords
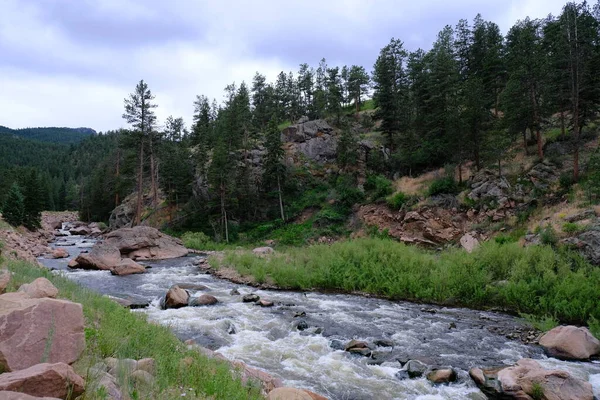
[314,207,346,226]
[182,231,230,251]
[563,222,583,234]
[365,174,393,200]
[386,192,407,210]
[334,175,364,210]
[540,225,558,246]
[559,172,574,191]
[531,382,544,400]
[428,177,459,197]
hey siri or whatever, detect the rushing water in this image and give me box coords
[41,233,600,400]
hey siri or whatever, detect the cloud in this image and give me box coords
[0,0,572,132]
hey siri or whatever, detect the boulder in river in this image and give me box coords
[427,368,456,384]
[47,248,69,259]
[404,360,428,378]
[110,259,146,276]
[189,294,218,307]
[105,226,188,260]
[539,325,600,360]
[74,243,121,271]
[258,299,274,307]
[160,285,189,309]
[0,362,85,399]
[469,358,593,400]
[0,292,85,371]
[243,293,260,303]
[345,340,371,357]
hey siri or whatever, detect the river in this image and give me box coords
[40,233,600,400]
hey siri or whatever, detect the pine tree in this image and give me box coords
[348,65,370,113]
[122,80,157,226]
[373,38,409,152]
[22,169,45,229]
[3,183,25,227]
[263,116,286,221]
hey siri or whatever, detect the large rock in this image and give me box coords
[0,392,61,400]
[110,259,146,276]
[539,325,600,360]
[17,278,58,299]
[189,294,218,307]
[427,368,456,384]
[74,242,121,270]
[460,233,479,253]
[160,285,189,309]
[470,358,592,400]
[0,362,85,399]
[105,226,188,260]
[252,246,274,255]
[468,169,511,205]
[0,293,85,371]
[47,249,69,259]
[267,387,328,400]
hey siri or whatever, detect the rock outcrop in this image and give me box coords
[539,325,600,360]
[281,119,337,163]
[0,362,85,399]
[0,292,85,371]
[563,225,600,266]
[470,358,593,400]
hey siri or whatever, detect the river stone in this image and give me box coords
[67,259,79,269]
[18,278,58,299]
[348,347,372,357]
[0,362,85,398]
[105,226,188,260]
[105,294,149,309]
[74,242,121,270]
[470,358,593,400]
[0,293,85,371]
[110,259,146,276]
[230,288,240,295]
[427,368,457,384]
[258,299,274,307]
[404,360,428,378]
[88,371,123,400]
[189,294,218,307]
[539,325,600,360]
[243,293,260,303]
[330,340,345,351]
[395,370,410,380]
[345,339,368,351]
[0,392,62,400]
[161,285,189,309]
[374,339,394,348]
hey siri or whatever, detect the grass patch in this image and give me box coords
[522,314,559,332]
[3,259,261,400]
[214,238,600,327]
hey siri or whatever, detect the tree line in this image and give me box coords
[3,1,600,235]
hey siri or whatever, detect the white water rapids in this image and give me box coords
[40,234,600,400]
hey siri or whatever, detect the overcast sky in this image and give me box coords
[0,0,567,132]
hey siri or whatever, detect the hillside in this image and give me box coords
[0,125,96,145]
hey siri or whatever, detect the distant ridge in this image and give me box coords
[0,125,96,145]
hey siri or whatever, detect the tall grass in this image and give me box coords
[2,259,261,400]
[214,238,600,327]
